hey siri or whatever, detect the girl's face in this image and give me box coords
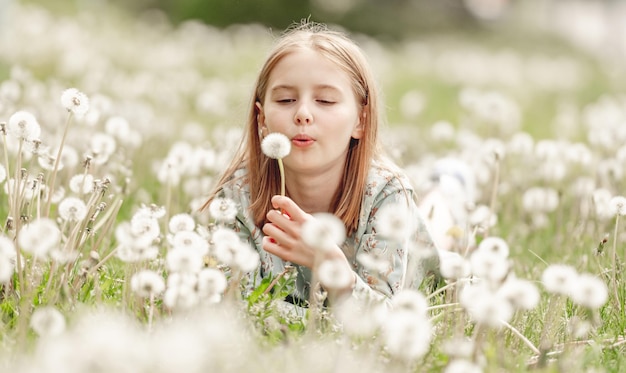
[257,47,364,176]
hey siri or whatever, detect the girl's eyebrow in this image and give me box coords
[270,84,341,92]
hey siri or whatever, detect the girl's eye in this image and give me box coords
[277,99,295,103]
[317,99,335,105]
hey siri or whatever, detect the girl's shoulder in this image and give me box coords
[218,167,250,201]
[367,157,414,195]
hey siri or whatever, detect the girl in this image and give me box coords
[204,21,438,305]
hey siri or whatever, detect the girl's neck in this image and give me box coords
[284,169,343,213]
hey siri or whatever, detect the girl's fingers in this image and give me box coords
[271,195,308,222]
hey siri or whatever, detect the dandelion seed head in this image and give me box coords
[390,289,428,315]
[356,251,390,274]
[130,270,165,298]
[0,164,7,183]
[232,246,260,272]
[69,174,95,194]
[7,110,41,141]
[301,213,346,251]
[170,231,209,256]
[166,247,204,274]
[463,289,513,327]
[439,251,471,279]
[105,116,131,139]
[58,197,88,222]
[163,283,199,311]
[0,256,14,284]
[476,236,509,258]
[608,195,626,216]
[197,268,227,299]
[129,215,160,243]
[18,218,61,257]
[30,306,66,337]
[569,273,608,309]
[317,258,354,290]
[261,132,291,159]
[444,359,483,373]
[470,249,509,283]
[382,311,432,362]
[168,213,196,233]
[335,297,383,337]
[61,88,89,115]
[208,197,238,223]
[497,276,540,310]
[541,264,578,295]
[522,187,559,213]
[375,203,415,242]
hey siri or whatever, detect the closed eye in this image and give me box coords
[277,99,295,103]
[317,99,335,105]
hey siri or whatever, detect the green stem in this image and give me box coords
[45,111,74,217]
[278,158,286,197]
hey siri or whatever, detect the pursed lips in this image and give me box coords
[291,134,315,147]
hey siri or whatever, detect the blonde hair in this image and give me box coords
[204,21,383,235]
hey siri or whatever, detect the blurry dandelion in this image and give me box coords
[497,276,540,310]
[476,236,510,257]
[131,270,166,298]
[170,231,209,256]
[608,196,626,216]
[30,306,66,337]
[61,88,89,115]
[0,235,16,283]
[375,203,415,242]
[197,267,227,301]
[58,197,88,222]
[208,197,238,223]
[18,218,61,257]
[470,249,510,283]
[569,273,608,309]
[7,110,41,141]
[301,213,346,252]
[440,252,471,280]
[166,247,204,274]
[460,282,513,327]
[390,289,429,315]
[168,213,196,233]
[444,359,483,373]
[381,311,432,361]
[541,264,578,295]
[0,164,6,183]
[69,174,95,194]
[317,258,354,290]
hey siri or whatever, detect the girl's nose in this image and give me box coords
[294,103,312,125]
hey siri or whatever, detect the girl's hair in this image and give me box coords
[204,21,383,235]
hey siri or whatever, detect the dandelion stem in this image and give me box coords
[278,158,286,197]
[44,111,74,217]
[611,214,621,311]
[485,152,501,238]
[500,319,541,355]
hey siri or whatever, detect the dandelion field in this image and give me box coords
[1,2,626,372]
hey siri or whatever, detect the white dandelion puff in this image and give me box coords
[0,256,14,284]
[382,311,432,362]
[608,196,626,216]
[470,249,509,283]
[130,215,160,242]
[390,289,429,315]
[61,88,89,115]
[130,270,166,298]
[69,173,95,194]
[497,277,540,310]
[375,203,415,242]
[170,231,209,256]
[166,247,204,274]
[261,132,291,159]
[163,283,199,311]
[30,306,66,337]
[476,236,510,258]
[461,284,513,327]
[208,197,238,223]
[7,110,41,141]
[569,273,608,309]
[0,164,7,184]
[233,246,260,272]
[57,197,88,222]
[18,218,61,257]
[445,359,483,373]
[317,258,354,290]
[197,268,227,299]
[168,213,196,233]
[541,264,578,295]
[301,213,346,252]
[440,251,471,280]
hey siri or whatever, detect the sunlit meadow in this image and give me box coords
[1,2,626,372]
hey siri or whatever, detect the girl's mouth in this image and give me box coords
[292,134,315,147]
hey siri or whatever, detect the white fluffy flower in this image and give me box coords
[375,202,415,242]
[163,283,199,311]
[18,218,61,257]
[444,359,483,373]
[7,110,41,141]
[476,236,510,258]
[608,196,626,216]
[197,268,227,299]
[168,213,196,233]
[541,264,578,295]
[170,231,209,256]
[497,277,540,310]
[69,174,95,194]
[261,132,291,159]
[30,306,66,337]
[317,258,354,290]
[461,284,513,327]
[381,311,432,361]
[0,164,6,184]
[522,187,559,213]
[166,247,204,274]
[440,251,471,280]
[390,289,429,315]
[470,249,509,283]
[130,270,166,298]
[58,197,88,222]
[301,213,346,251]
[61,88,89,115]
[569,273,608,309]
[208,197,238,223]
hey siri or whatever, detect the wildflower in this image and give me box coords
[166,247,204,274]
[381,311,432,362]
[30,306,66,337]
[497,276,540,310]
[130,214,160,243]
[197,268,227,300]
[261,132,291,196]
[7,110,41,141]
[130,270,166,298]
[569,273,608,309]
[439,251,471,279]
[134,204,167,220]
[170,231,209,256]
[476,236,509,258]
[163,283,199,311]
[0,256,14,284]
[445,359,483,373]
[0,164,6,183]
[0,236,16,283]
[608,196,626,216]
[18,218,61,257]
[61,88,89,115]
[317,258,354,290]
[208,197,238,223]
[541,264,577,295]
[470,249,509,283]
[375,202,415,242]
[168,213,196,233]
[211,227,243,264]
[468,204,497,228]
[58,197,87,222]
[390,289,429,315]
[261,132,291,159]
[522,187,559,213]
[69,174,95,194]
[301,213,346,252]
[233,247,260,272]
[335,297,383,337]
[157,160,181,186]
[461,283,513,327]
[104,116,131,139]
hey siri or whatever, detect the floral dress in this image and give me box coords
[218,158,439,304]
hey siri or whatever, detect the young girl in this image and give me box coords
[205,22,438,305]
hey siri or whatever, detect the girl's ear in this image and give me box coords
[255,101,266,133]
[351,110,366,139]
